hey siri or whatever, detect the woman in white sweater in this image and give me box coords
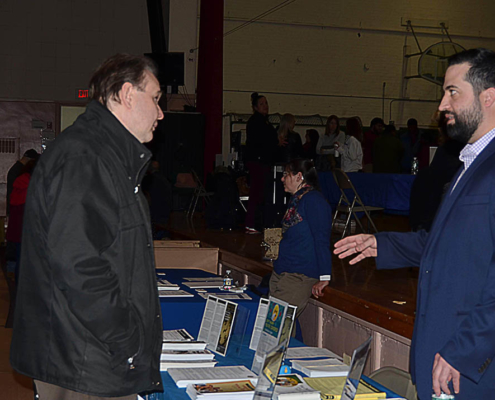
[316,115,345,154]
[338,116,363,172]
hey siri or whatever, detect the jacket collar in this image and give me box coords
[85,100,152,184]
[427,131,495,243]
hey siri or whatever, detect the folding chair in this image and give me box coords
[186,169,214,218]
[331,168,384,238]
[369,367,418,400]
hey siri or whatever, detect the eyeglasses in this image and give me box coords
[282,171,291,177]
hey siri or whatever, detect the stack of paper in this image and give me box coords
[183,281,224,289]
[160,349,216,371]
[286,347,342,360]
[160,359,217,371]
[157,279,180,291]
[168,365,257,388]
[286,347,349,378]
[186,380,256,400]
[161,349,215,361]
[291,358,350,377]
[273,374,320,400]
[304,376,386,399]
[162,329,206,351]
[158,290,194,298]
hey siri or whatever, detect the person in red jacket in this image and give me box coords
[6,159,37,285]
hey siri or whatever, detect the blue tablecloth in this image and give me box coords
[159,269,259,336]
[150,269,400,400]
[319,171,416,215]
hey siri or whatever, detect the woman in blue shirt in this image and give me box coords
[270,158,333,321]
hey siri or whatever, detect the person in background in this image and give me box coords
[302,129,320,160]
[372,124,404,173]
[142,160,173,239]
[316,115,345,155]
[316,115,345,171]
[244,92,278,233]
[276,113,303,163]
[334,48,495,399]
[10,54,164,399]
[6,149,39,216]
[339,117,364,172]
[400,118,429,173]
[270,158,332,326]
[362,117,385,172]
[5,159,37,285]
[409,112,464,231]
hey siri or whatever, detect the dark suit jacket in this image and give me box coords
[375,134,495,400]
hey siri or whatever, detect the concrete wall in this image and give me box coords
[223,0,495,127]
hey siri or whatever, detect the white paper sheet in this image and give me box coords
[249,298,270,351]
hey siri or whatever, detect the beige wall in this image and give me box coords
[223,0,495,127]
[2,0,495,126]
[169,0,199,100]
[0,0,151,102]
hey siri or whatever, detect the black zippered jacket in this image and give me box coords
[10,101,163,396]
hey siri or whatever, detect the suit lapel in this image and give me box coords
[424,137,495,257]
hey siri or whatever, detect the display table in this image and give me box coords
[159,269,259,335]
[153,269,401,400]
[319,171,416,215]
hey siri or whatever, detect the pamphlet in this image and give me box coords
[183,281,224,289]
[197,296,238,356]
[286,347,342,360]
[251,296,289,375]
[158,290,194,298]
[163,328,195,342]
[198,292,252,300]
[160,359,217,371]
[249,298,270,350]
[168,365,257,388]
[291,358,350,377]
[157,279,180,290]
[186,380,256,400]
[160,349,214,361]
[273,374,320,400]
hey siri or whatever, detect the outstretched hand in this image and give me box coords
[333,234,377,264]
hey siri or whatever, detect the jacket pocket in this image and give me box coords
[458,194,489,206]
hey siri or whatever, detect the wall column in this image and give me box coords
[196,0,224,179]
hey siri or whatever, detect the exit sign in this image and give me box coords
[76,89,90,99]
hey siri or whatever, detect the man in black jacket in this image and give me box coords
[10,54,164,399]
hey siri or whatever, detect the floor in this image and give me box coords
[0,248,33,399]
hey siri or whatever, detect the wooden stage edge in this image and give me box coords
[165,212,417,340]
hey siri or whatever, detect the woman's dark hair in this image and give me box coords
[251,92,265,109]
[306,129,320,145]
[383,124,397,135]
[285,158,320,191]
[19,159,37,176]
[325,115,340,136]
[89,53,158,106]
[345,117,363,140]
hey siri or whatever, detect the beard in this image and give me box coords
[443,99,483,144]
